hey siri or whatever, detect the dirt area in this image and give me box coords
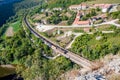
[117,5,120,11]
[59,69,80,80]
[58,36,73,48]
[5,27,14,37]
[108,73,120,80]
[65,12,72,18]
[32,13,46,20]
[115,20,120,24]
[0,65,16,78]
[57,21,68,26]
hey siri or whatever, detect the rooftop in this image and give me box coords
[93,4,112,8]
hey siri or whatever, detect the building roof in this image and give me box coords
[80,3,87,7]
[104,4,112,8]
[76,12,81,16]
[73,18,79,24]
[93,4,112,9]
[73,11,90,25]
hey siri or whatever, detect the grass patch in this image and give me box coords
[107,35,120,45]
[97,24,116,31]
[85,0,120,4]
[87,33,120,48]
[73,29,84,33]
[1,33,6,39]
[1,21,21,38]
[10,21,21,32]
[12,60,19,64]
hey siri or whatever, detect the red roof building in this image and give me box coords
[73,12,91,26]
[95,4,112,8]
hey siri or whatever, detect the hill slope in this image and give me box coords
[47,0,88,8]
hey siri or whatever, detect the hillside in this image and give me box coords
[47,0,88,8]
[0,0,120,80]
[14,0,44,11]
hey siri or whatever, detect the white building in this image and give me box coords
[53,7,62,11]
[69,4,88,11]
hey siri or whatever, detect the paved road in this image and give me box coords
[95,19,120,27]
[36,19,120,32]
[24,16,99,70]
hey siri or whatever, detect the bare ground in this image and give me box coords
[5,27,14,37]
[0,65,16,78]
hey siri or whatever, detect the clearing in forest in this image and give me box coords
[5,27,14,37]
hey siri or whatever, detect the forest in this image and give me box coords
[0,21,76,79]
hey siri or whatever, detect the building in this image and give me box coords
[91,14,107,22]
[93,4,113,13]
[69,4,88,11]
[73,12,91,26]
[53,7,62,11]
[73,19,90,26]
